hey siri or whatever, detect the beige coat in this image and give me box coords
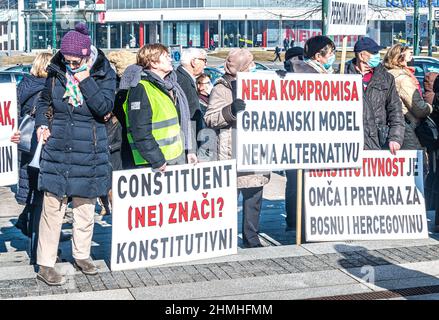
[204,76,270,189]
[387,68,432,127]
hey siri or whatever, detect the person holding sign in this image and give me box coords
[34,23,117,286]
[383,44,432,151]
[343,37,405,154]
[205,48,270,248]
[123,43,196,171]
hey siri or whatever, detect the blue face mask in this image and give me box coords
[367,53,381,68]
[323,55,336,70]
[66,63,87,74]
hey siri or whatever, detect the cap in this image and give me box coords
[354,37,384,54]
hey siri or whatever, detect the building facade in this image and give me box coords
[1,0,437,52]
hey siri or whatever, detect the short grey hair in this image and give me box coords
[180,48,207,66]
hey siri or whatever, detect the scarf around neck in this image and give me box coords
[64,46,98,108]
[304,58,333,74]
[143,69,193,152]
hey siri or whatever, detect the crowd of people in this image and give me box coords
[8,22,439,286]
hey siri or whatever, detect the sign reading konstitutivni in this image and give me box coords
[111,161,237,271]
[0,83,18,187]
[327,0,368,36]
[236,72,364,171]
[305,150,428,242]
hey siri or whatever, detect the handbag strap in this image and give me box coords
[29,91,43,117]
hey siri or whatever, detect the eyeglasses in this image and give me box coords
[63,57,83,67]
[195,57,207,63]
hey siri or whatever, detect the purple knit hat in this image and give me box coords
[60,23,91,58]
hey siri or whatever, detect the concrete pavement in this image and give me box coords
[2,174,439,300]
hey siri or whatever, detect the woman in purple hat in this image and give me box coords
[34,23,116,286]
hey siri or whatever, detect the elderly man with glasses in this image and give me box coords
[176,48,208,158]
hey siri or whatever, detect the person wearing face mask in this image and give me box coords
[196,73,214,161]
[205,48,270,248]
[343,37,405,153]
[294,35,336,74]
[34,23,117,285]
[383,44,432,150]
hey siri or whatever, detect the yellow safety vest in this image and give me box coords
[123,80,183,166]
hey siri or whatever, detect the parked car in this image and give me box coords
[216,61,270,73]
[0,71,27,84]
[203,66,224,84]
[3,64,32,73]
[413,56,439,92]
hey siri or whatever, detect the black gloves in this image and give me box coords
[276,69,288,78]
[231,98,246,116]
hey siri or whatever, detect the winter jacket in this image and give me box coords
[204,74,270,189]
[34,49,116,198]
[176,65,205,150]
[387,67,432,150]
[125,72,182,169]
[343,59,405,150]
[424,72,439,107]
[15,74,47,205]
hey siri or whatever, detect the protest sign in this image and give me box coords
[236,71,364,171]
[111,160,237,271]
[327,0,368,36]
[305,150,428,242]
[0,83,18,187]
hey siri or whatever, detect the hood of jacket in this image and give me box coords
[17,74,46,106]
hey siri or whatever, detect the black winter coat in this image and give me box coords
[15,75,46,205]
[34,49,117,198]
[344,60,405,150]
[176,65,205,137]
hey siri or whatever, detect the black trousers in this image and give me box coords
[239,187,263,247]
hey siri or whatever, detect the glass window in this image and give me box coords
[0,74,11,83]
[425,63,439,74]
[413,62,424,77]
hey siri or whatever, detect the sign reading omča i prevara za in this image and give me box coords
[236,72,364,171]
[327,0,368,36]
[305,150,428,242]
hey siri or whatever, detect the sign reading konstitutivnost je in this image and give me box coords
[0,83,18,187]
[327,0,368,36]
[305,150,428,242]
[236,71,364,171]
[111,161,237,271]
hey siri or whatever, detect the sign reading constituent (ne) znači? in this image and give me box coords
[111,160,238,271]
[236,71,364,172]
[0,83,18,187]
[305,150,428,242]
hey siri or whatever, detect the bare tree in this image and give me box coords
[265,0,408,20]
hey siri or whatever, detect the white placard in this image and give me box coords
[236,71,364,171]
[0,83,18,187]
[111,161,238,271]
[327,0,368,36]
[305,150,428,242]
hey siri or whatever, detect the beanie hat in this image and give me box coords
[304,36,334,59]
[285,46,304,61]
[224,48,254,77]
[60,22,91,58]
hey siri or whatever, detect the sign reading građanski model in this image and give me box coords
[305,150,428,242]
[236,71,364,171]
[327,0,368,36]
[0,83,18,187]
[111,160,238,271]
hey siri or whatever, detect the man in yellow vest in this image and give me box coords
[122,44,197,170]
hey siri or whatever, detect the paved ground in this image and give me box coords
[2,174,439,300]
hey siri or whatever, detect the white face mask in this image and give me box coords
[205,83,213,95]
